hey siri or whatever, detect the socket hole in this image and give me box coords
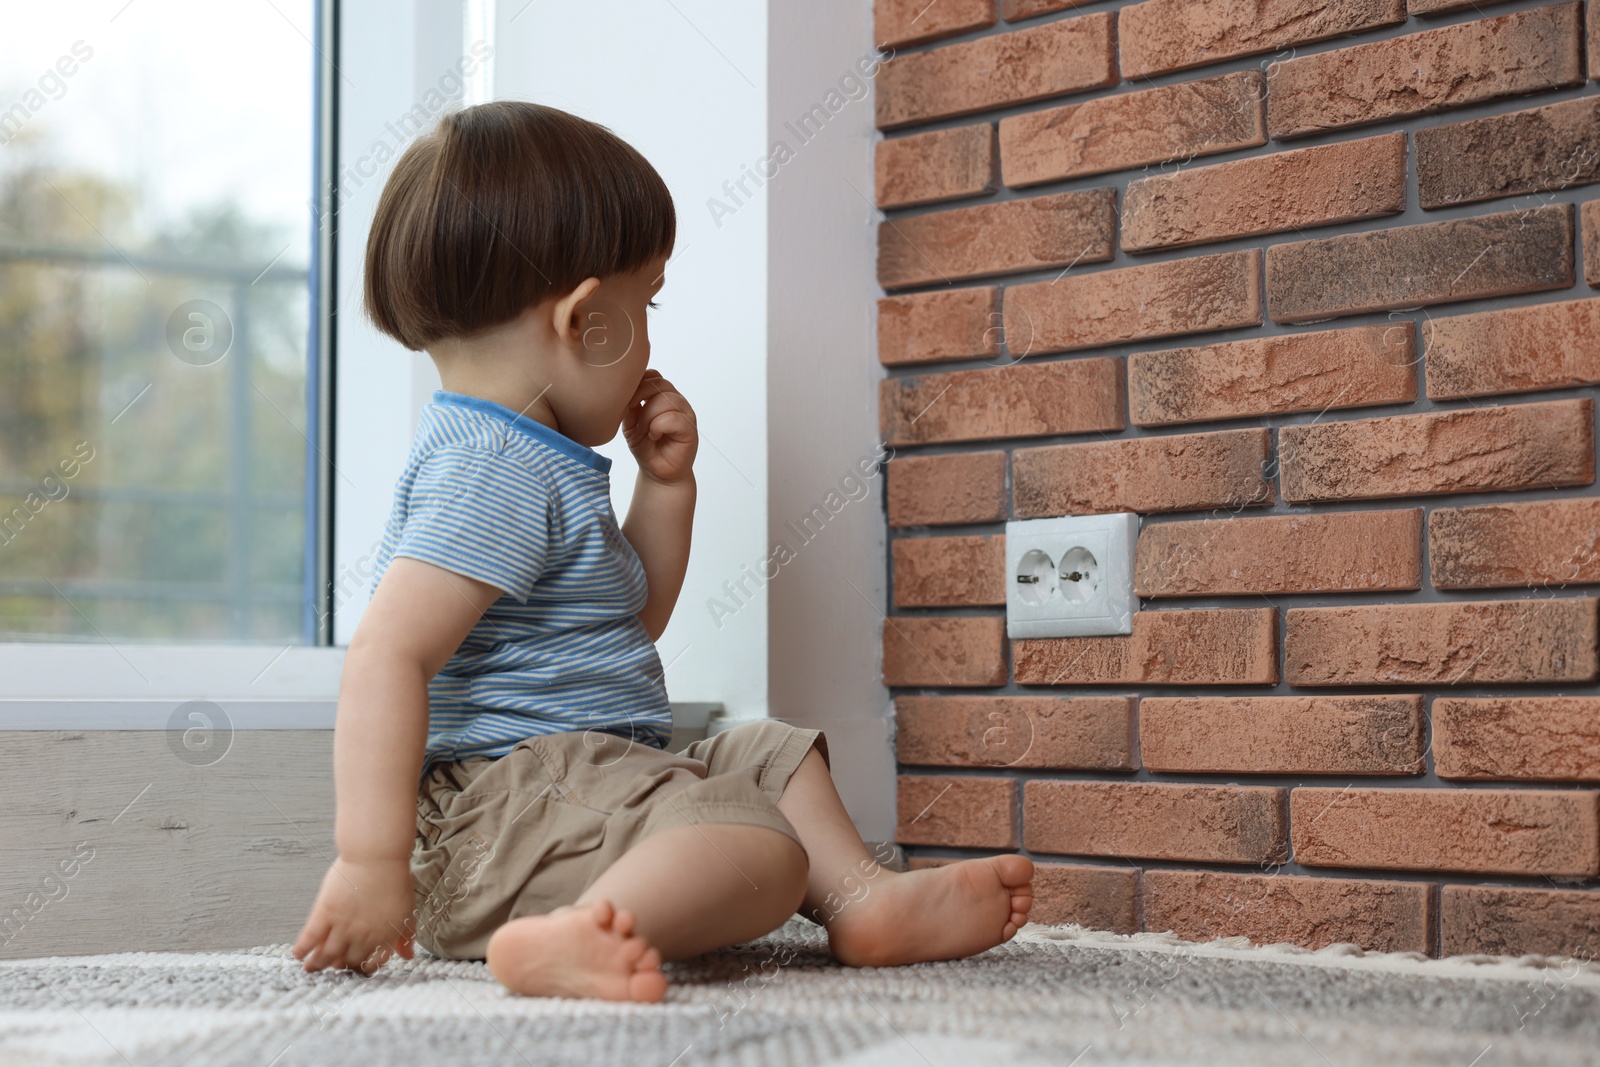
[1016,549,1057,606]
[1058,547,1098,603]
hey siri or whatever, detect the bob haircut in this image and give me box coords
[364,101,676,352]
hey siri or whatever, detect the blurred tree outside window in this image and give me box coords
[0,1,317,644]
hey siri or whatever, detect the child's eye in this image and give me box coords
[647,300,661,310]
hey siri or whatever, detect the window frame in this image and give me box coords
[0,0,343,722]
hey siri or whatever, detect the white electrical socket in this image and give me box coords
[1005,512,1139,639]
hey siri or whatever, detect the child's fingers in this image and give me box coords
[314,930,352,973]
[634,374,691,415]
[623,383,677,436]
[300,935,329,971]
[358,941,391,974]
[637,391,695,433]
[645,408,694,442]
[626,371,671,410]
[296,932,328,971]
[292,916,330,959]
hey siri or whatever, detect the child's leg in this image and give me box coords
[485,821,807,998]
[775,746,1035,967]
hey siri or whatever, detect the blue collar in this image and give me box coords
[430,390,612,474]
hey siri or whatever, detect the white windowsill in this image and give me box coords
[0,699,339,730]
[0,642,346,700]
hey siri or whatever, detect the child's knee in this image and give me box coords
[736,824,809,914]
[774,833,809,905]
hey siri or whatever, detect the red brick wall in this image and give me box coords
[874,0,1600,958]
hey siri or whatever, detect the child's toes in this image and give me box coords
[993,854,1033,887]
[629,967,669,1003]
[618,934,651,966]
[612,908,637,938]
[588,899,617,929]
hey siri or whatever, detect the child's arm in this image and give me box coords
[292,557,503,974]
[621,371,699,641]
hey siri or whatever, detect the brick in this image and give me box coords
[1279,398,1595,503]
[1144,870,1434,954]
[999,71,1265,187]
[1120,0,1406,79]
[882,616,1007,687]
[1433,697,1600,781]
[1441,885,1600,958]
[1013,427,1272,518]
[1025,781,1288,863]
[1592,0,1600,81]
[1003,0,1105,19]
[1033,864,1138,931]
[876,124,996,210]
[1284,597,1600,686]
[1266,204,1575,323]
[1291,787,1600,876]
[1129,324,1417,428]
[1141,695,1424,775]
[1013,607,1278,685]
[1004,249,1262,354]
[1425,297,1600,399]
[1430,497,1600,590]
[1267,4,1585,139]
[1584,200,1600,287]
[896,775,1017,848]
[1136,510,1423,598]
[878,189,1115,290]
[892,536,1007,608]
[908,856,1140,932]
[876,14,1117,129]
[1410,0,1515,12]
[894,694,1135,769]
[1417,98,1600,210]
[887,452,1007,527]
[876,0,996,48]
[1122,133,1407,252]
[878,286,1001,367]
[879,358,1124,446]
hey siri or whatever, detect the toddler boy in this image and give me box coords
[291,101,1033,1001]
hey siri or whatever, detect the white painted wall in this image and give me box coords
[335,0,772,721]
[766,1,894,839]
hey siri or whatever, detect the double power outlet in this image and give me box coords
[1004,512,1139,639]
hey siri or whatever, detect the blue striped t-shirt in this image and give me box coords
[368,390,672,776]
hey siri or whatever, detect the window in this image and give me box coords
[0,0,774,726]
[0,1,326,647]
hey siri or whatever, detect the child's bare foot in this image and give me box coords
[485,899,668,1001]
[824,855,1034,968]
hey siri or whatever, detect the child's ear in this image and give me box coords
[550,277,602,348]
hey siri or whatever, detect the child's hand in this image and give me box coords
[293,856,416,975]
[623,371,697,486]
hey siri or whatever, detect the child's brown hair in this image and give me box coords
[364,101,676,351]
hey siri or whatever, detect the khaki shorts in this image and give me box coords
[409,718,827,960]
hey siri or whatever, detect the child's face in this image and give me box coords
[558,255,667,447]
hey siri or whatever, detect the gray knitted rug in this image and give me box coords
[2,919,1597,1066]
